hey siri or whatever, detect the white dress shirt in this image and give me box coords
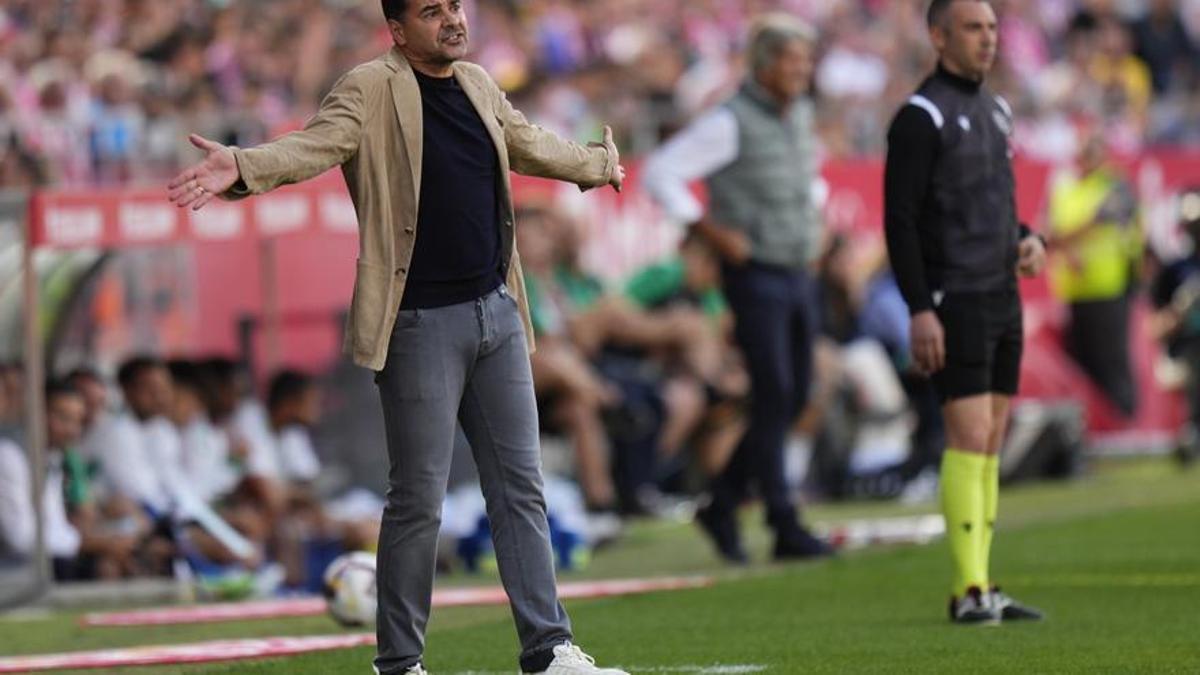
[231,399,279,479]
[180,418,239,503]
[275,425,322,483]
[90,413,171,514]
[0,440,81,559]
[641,107,740,226]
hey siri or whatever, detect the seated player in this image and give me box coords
[0,380,141,580]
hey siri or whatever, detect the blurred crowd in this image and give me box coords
[515,197,944,517]
[0,357,381,589]
[0,205,951,583]
[1,0,1198,189]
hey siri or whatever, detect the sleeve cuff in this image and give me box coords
[907,299,933,315]
[577,144,615,192]
[1019,223,1047,248]
[223,147,252,200]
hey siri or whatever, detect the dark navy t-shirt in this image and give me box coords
[400,69,504,309]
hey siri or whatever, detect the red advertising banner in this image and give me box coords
[25,151,1200,444]
[29,172,356,249]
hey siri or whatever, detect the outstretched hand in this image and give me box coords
[167,135,239,211]
[589,126,625,193]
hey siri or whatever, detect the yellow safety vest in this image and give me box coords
[1048,169,1139,302]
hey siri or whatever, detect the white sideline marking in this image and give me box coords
[451,666,767,674]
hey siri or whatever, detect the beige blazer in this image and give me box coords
[225,48,616,370]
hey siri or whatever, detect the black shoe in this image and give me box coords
[772,526,833,561]
[949,586,1002,625]
[695,502,748,564]
[1176,440,1198,467]
[990,586,1044,621]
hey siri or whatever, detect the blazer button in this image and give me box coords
[404,227,414,235]
[395,267,406,276]
[504,219,513,228]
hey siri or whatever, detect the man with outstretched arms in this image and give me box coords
[170,1,627,672]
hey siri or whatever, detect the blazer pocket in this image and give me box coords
[349,259,392,354]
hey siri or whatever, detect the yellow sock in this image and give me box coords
[940,449,988,596]
[980,453,1000,588]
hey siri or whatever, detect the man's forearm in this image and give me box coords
[225,70,367,198]
[497,95,612,187]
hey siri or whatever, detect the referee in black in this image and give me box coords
[885,0,1046,624]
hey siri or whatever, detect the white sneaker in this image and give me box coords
[373,662,427,675]
[949,586,1001,625]
[531,642,628,674]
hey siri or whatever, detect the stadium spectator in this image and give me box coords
[198,357,285,518]
[518,206,621,515]
[66,367,112,453]
[1090,15,1153,144]
[622,230,748,483]
[858,267,947,500]
[807,235,934,501]
[65,366,157,576]
[89,356,259,573]
[262,370,323,488]
[167,360,239,505]
[88,356,174,515]
[1149,185,1200,465]
[1048,126,1142,417]
[543,208,741,509]
[0,380,141,580]
[1132,0,1198,95]
[2,0,1198,190]
[262,369,378,587]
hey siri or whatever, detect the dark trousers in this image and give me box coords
[1067,296,1137,417]
[1178,342,1200,434]
[710,263,817,531]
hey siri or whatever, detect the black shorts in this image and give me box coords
[931,289,1023,402]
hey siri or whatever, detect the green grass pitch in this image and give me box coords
[1,459,1197,673]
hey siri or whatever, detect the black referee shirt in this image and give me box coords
[884,65,1028,315]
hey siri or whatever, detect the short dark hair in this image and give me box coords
[117,355,164,391]
[64,366,102,387]
[167,359,203,396]
[198,357,240,390]
[927,0,988,28]
[45,378,82,405]
[381,0,407,22]
[267,370,314,412]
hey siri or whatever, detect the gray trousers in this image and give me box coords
[372,286,572,674]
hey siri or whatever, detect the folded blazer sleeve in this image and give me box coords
[224,68,370,199]
[492,83,614,189]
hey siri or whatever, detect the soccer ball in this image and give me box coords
[322,551,377,627]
